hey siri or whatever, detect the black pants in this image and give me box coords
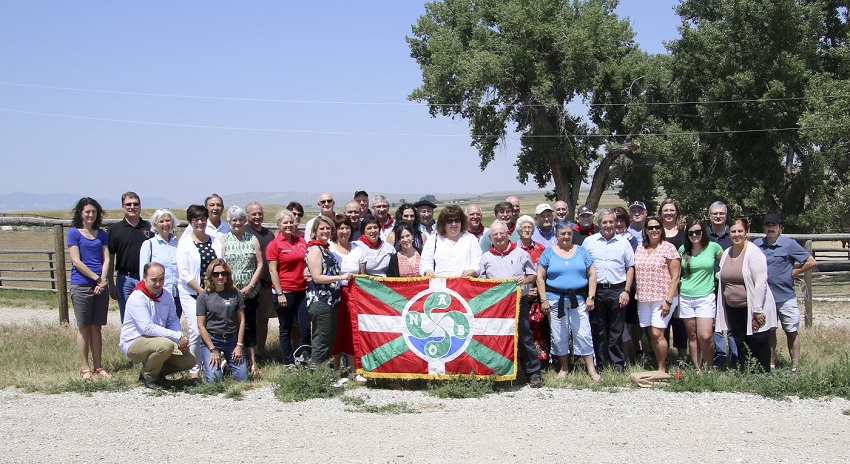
[272,291,310,364]
[518,297,541,376]
[726,306,771,373]
[590,286,626,369]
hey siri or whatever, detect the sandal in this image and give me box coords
[94,368,112,379]
[80,369,93,380]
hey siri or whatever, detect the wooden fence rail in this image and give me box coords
[1,218,849,326]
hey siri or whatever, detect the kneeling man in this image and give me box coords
[119,262,195,389]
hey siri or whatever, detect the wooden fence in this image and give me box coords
[1,217,848,326]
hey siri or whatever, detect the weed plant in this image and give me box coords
[273,365,344,402]
[426,373,498,399]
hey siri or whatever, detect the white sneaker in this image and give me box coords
[332,378,349,388]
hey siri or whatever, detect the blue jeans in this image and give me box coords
[200,334,248,382]
[116,274,139,323]
[713,330,739,367]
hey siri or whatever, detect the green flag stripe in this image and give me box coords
[467,281,517,315]
[355,278,408,314]
[465,339,514,375]
[361,336,409,371]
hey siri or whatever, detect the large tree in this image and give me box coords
[658,0,849,228]
[407,0,662,216]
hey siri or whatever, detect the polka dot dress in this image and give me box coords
[195,239,218,289]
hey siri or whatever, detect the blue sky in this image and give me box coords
[0,1,680,205]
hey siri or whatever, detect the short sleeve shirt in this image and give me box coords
[538,246,594,293]
[67,228,108,285]
[754,236,812,302]
[581,233,635,284]
[678,241,722,297]
[265,234,308,291]
[634,241,680,302]
[197,288,244,335]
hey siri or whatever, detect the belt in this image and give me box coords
[546,285,589,318]
[118,270,140,280]
[208,332,237,339]
[598,281,626,290]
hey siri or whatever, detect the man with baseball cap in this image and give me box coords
[531,203,557,247]
[627,201,646,246]
[754,213,816,373]
[573,205,596,246]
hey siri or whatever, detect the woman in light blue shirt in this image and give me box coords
[139,208,181,316]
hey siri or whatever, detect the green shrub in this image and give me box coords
[273,366,344,402]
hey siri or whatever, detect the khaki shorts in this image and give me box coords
[256,287,277,319]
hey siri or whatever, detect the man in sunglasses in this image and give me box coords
[107,191,152,322]
[304,192,336,236]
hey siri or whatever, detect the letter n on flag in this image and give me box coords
[349,276,518,380]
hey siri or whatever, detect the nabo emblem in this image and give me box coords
[401,288,473,363]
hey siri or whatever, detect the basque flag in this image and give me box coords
[348,276,519,380]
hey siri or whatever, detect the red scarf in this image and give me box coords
[307,239,329,251]
[381,216,394,231]
[520,241,537,251]
[574,224,596,235]
[358,235,382,250]
[133,280,161,302]
[489,241,517,256]
[507,222,516,235]
[467,225,485,239]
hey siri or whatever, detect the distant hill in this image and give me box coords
[0,189,559,213]
[0,192,177,213]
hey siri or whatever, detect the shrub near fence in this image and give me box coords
[1,218,849,326]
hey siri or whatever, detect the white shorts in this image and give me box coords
[678,294,716,319]
[776,298,800,332]
[638,297,678,329]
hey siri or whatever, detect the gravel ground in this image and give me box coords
[2,307,850,463]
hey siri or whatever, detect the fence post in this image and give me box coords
[53,224,69,325]
[804,239,813,329]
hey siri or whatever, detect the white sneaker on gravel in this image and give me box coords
[332,378,349,388]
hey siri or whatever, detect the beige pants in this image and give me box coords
[127,336,197,381]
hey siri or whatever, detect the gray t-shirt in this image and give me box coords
[197,288,244,335]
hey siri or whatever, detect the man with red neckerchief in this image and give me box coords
[372,195,394,240]
[573,205,597,246]
[465,204,488,241]
[478,220,541,387]
[119,262,194,389]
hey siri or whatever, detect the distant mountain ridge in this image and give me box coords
[0,189,550,212]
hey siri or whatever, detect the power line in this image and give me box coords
[1,81,848,108]
[1,107,845,137]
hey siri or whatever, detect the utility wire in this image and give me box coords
[1,81,847,108]
[1,107,844,137]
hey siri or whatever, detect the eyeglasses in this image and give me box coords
[645,225,662,231]
[687,230,703,236]
[123,202,140,207]
[190,217,208,223]
[446,218,462,224]
[319,199,334,205]
[710,212,727,216]
[290,211,303,217]
[211,271,229,277]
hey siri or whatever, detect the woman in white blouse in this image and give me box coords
[420,205,482,277]
[139,208,180,315]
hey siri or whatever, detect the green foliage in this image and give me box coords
[0,290,58,309]
[341,395,418,414]
[425,373,498,398]
[656,0,850,228]
[419,194,437,203]
[273,366,344,402]
[408,0,659,215]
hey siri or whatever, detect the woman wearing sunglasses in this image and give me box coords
[197,259,248,382]
[634,215,681,372]
[420,205,482,277]
[678,219,723,372]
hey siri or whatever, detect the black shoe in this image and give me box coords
[529,374,543,388]
[613,364,624,373]
[139,372,162,390]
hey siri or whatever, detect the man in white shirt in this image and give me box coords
[582,209,635,373]
[119,262,194,389]
[305,192,336,237]
[372,195,394,240]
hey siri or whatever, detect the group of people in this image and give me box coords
[67,190,814,389]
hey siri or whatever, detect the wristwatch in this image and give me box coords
[665,299,673,306]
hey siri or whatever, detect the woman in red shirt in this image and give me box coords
[266,209,309,366]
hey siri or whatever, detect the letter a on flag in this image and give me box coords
[348,277,518,380]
